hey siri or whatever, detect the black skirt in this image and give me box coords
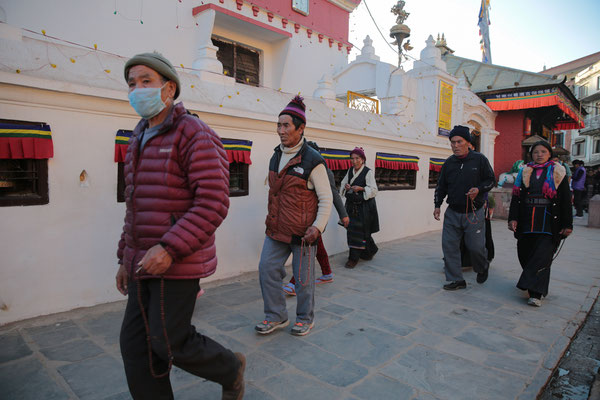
[516,234,556,296]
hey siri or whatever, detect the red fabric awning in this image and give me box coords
[429,158,445,172]
[115,145,128,163]
[375,153,420,171]
[554,121,581,130]
[222,139,252,165]
[114,130,132,163]
[0,123,53,159]
[320,149,352,171]
[325,159,352,171]
[375,160,419,170]
[114,135,254,164]
[227,150,252,165]
[485,88,584,130]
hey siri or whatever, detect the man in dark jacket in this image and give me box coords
[572,159,586,217]
[255,96,332,337]
[115,52,245,400]
[433,125,495,290]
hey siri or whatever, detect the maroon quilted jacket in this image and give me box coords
[117,102,230,279]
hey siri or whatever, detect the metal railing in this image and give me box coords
[347,91,379,114]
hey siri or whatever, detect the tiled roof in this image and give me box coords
[540,51,600,76]
[443,54,563,94]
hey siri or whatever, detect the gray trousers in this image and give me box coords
[258,236,316,324]
[442,207,489,282]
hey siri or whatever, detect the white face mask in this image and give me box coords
[128,84,167,119]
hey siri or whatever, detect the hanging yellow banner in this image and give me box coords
[438,81,453,136]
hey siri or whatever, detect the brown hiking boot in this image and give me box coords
[345,259,358,269]
[222,352,245,400]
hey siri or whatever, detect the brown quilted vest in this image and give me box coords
[265,142,324,243]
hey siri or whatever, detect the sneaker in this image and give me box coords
[443,280,467,290]
[255,319,289,335]
[527,297,542,307]
[283,282,296,296]
[315,274,334,284]
[476,269,489,284]
[345,259,358,269]
[290,321,314,336]
[222,352,245,400]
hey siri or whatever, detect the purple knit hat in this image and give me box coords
[350,147,366,161]
[279,95,306,125]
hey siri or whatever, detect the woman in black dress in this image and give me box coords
[508,141,573,307]
[340,147,379,269]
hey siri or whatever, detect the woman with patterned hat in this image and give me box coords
[340,147,379,268]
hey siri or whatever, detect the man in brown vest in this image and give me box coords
[255,96,332,337]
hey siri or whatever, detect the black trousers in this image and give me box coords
[349,235,378,261]
[120,278,240,399]
[573,190,585,216]
[516,234,555,297]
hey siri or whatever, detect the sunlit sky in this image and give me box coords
[349,0,600,73]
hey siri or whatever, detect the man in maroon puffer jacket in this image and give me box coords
[115,52,245,400]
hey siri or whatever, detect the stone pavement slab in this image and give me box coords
[304,318,412,367]
[0,330,32,363]
[380,345,526,400]
[0,220,598,400]
[350,374,416,399]
[57,355,129,399]
[25,320,88,348]
[40,339,104,362]
[0,357,68,399]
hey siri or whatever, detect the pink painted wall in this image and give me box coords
[249,0,359,43]
[494,110,526,179]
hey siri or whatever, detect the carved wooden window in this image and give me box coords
[229,162,249,197]
[375,168,417,190]
[0,159,49,206]
[212,37,260,86]
[428,170,440,189]
[0,119,51,207]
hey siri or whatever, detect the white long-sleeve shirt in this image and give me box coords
[339,165,378,200]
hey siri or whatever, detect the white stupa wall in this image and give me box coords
[0,4,495,323]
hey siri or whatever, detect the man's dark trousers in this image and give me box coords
[442,207,488,282]
[120,278,240,399]
[573,189,585,216]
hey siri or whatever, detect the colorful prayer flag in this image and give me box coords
[478,0,492,64]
